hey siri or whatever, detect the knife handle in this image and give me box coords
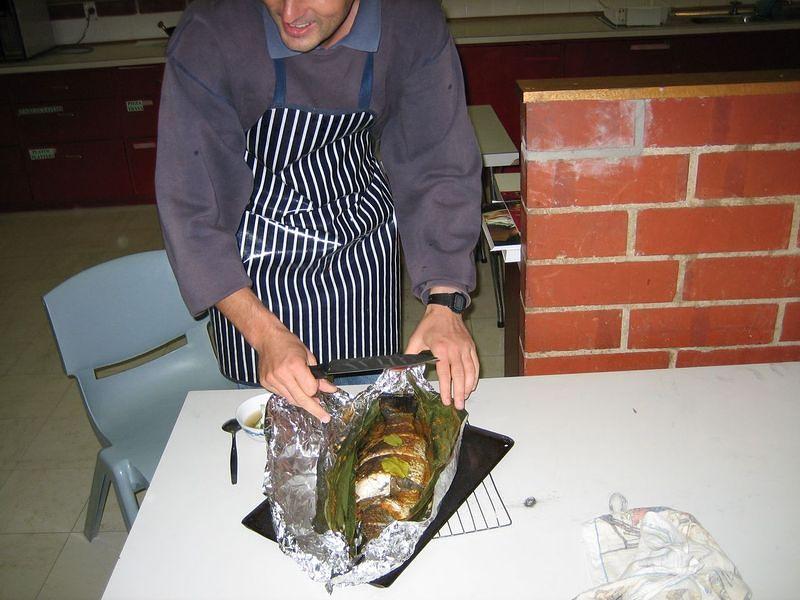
[230,436,238,485]
[309,364,328,379]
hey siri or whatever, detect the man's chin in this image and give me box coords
[280,32,322,54]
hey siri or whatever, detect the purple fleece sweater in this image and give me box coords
[156,0,482,315]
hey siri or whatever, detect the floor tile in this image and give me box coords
[0,375,70,420]
[37,532,127,600]
[0,533,68,600]
[0,471,11,491]
[17,412,99,470]
[467,317,505,357]
[479,354,505,379]
[0,418,45,468]
[0,469,93,533]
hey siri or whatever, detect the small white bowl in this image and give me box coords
[235,393,270,442]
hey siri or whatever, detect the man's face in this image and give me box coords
[263,0,357,53]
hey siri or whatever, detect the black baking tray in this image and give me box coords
[242,423,514,588]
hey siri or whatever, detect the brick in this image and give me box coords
[629,304,778,349]
[684,256,800,300]
[526,155,689,208]
[525,100,636,151]
[677,345,800,367]
[525,261,678,307]
[523,351,670,375]
[635,204,794,255]
[645,94,800,147]
[782,302,800,341]
[527,211,628,259]
[696,150,800,199]
[524,310,622,352]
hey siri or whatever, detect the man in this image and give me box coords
[156,0,482,422]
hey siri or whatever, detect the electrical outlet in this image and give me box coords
[83,1,97,20]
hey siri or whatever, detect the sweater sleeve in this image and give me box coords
[379,3,482,301]
[155,13,254,316]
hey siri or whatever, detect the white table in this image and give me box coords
[467,105,519,169]
[103,363,800,599]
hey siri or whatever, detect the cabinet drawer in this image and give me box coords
[126,138,157,197]
[25,140,132,206]
[0,78,12,104]
[0,106,18,147]
[564,38,674,77]
[11,69,115,103]
[15,99,121,144]
[121,97,160,138]
[0,147,32,211]
[115,64,164,97]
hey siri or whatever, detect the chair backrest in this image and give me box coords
[43,250,234,445]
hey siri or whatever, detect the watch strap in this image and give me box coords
[426,292,469,314]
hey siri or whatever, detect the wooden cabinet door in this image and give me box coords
[564,37,675,77]
[0,146,32,211]
[15,99,121,144]
[121,98,160,139]
[670,30,800,73]
[126,138,157,199]
[459,42,564,142]
[25,140,133,207]
[10,68,115,102]
[117,65,163,139]
[0,105,17,147]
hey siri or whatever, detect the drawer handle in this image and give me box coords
[523,55,561,62]
[630,42,671,51]
[132,142,157,150]
[63,154,83,160]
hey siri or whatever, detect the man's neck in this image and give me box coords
[322,0,361,49]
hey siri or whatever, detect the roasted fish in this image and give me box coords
[316,380,466,555]
[354,396,432,541]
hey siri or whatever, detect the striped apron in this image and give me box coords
[209,53,400,385]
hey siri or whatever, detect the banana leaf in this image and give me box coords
[314,374,467,554]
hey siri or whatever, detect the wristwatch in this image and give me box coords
[426,292,469,314]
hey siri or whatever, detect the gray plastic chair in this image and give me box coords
[43,250,235,540]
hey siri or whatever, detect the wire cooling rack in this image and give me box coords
[433,472,512,538]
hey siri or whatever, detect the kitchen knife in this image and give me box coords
[309,350,437,379]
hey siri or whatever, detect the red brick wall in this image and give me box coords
[519,84,800,376]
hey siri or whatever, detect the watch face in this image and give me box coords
[452,293,467,312]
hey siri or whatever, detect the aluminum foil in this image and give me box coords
[261,366,465,589]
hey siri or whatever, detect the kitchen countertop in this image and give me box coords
[1,12,799,75]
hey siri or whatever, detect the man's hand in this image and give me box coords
[405,299,479,410]
[216,288,336,422]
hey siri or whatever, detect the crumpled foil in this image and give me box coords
[261,366,465,589]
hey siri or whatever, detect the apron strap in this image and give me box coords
[272,58,287,107]
[357,52,374,112]
[273,53,373,111]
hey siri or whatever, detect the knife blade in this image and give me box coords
[309,350,437,379]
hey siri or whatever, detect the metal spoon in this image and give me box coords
[221,418,241,485]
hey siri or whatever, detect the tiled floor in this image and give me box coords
[0,205,504,599]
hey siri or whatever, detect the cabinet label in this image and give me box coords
[127,100,144,112]
[28,148,57,161]
[17,105,63,116]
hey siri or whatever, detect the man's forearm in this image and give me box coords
[215,287,284,348]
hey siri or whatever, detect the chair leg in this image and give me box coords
[109,461,141,532]
[84,456,111,542]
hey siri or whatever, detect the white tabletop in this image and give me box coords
[102,363,800,599]
[467,105,519,168]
